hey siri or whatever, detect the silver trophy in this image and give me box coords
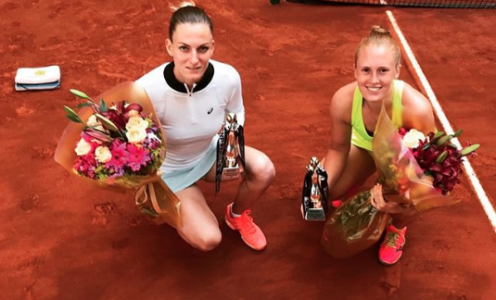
[302,157,328,221]
[216,113,245,193]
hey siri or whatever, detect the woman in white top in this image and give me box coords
[136,2,275,251]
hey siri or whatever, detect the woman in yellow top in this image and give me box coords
[323,26,436,265]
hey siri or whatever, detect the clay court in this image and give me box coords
[1,0,496,299]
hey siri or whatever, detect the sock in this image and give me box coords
[230,205,241,218]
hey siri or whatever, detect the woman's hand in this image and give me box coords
[370,184,407,214]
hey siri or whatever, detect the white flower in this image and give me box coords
[126,116,149,131]
[95,146,112,163]
[75,138,92,156]
[87,115,100,127]
[87,114,105,132]
[126,127,147,144]
[402,129,426,149]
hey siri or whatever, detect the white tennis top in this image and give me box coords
[136,59,245,172]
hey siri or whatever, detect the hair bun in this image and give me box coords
[171,1,196,12]
[370,25,390,36]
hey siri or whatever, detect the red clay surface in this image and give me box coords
[1,1,495,299]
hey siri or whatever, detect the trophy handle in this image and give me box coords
[301,169,314,216]
[316,167,329,215]
[215,127,228,195]
[237,125,246,169]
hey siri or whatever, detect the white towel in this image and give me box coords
[15,65,61,91]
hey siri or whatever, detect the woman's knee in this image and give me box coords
[247,154,276,183]
[188,227,222,252]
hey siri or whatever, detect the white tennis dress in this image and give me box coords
[136,59,245,192]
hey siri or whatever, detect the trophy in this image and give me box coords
[302,157,329,221]
[216,113,245,194]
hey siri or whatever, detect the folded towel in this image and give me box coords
[15,65,61,91]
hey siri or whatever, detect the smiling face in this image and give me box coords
[166,22,214,87]
[354,43,400,103]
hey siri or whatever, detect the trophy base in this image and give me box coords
[221,166,241,181]
[304,208,326,221]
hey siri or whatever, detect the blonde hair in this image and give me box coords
[354,25,401,68]
[168,1,213,41]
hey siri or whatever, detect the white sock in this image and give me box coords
[230,205,241,218]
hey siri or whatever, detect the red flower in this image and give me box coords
[101,109,127,131]
[405,129,477,195]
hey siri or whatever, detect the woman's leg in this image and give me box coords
[327,145,376,200]
[203,145,275,250]
[204,146,276,214]
[175,184,222,252]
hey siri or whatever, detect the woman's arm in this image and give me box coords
[401,83,437,134]
[225,67,245,126]
[323,85,354,192]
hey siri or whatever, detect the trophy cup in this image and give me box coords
[215,113,245,194]
[302,157,329,221]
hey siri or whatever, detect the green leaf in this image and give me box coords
[95,113,119,132]
[422,143,431,151]
[66,113,83,123]
[99,98,108,112]
[461,144,480,156]
[70,89,92,100]
[434,131,445,138]
[75,102,94,109]
[436,134,453,146]
[64,106,83,123]
[432,131,445,141]
[453,129,463,138]
[436,151,448,164]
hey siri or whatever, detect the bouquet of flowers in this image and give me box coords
[322,105,479,258]
[54,82,181,227]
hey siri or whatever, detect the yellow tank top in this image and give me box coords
[351,80,404,152]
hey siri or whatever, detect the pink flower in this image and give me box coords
[125,144,151,171]
[105,140,127,172]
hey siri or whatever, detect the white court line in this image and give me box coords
[385,10,496,233]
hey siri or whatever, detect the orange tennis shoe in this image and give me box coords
[225,203,267,251]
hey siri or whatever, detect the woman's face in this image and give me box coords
[354,44,400,103]
[166,22,214,86]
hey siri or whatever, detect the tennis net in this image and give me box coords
[286,0,496,8]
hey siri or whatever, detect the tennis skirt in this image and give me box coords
[160,146,217,193]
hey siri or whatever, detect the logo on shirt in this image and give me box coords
[207,107,213,114]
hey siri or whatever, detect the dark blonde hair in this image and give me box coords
[354,26,401,68]
[169,2,213,41]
